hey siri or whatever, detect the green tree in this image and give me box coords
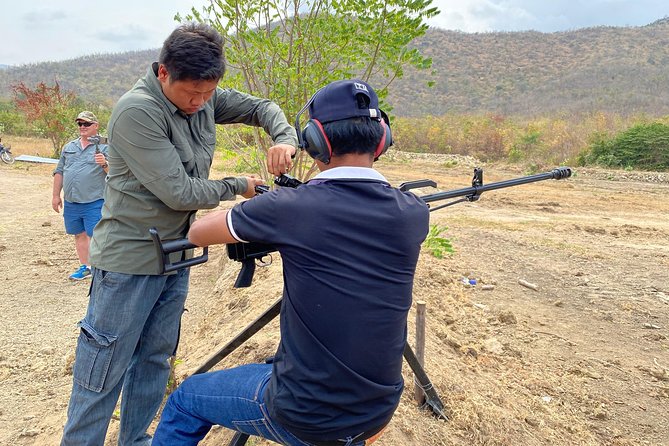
[180,0,439,180]
[11,81,79,158]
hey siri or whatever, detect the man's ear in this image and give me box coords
[157,64,170,82]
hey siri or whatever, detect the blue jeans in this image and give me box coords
[61,267,190,446]
[153,364,366,446]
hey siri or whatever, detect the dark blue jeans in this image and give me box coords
[153,363,366,446]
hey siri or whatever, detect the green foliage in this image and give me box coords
[166,357,184,396]
[422,224,454,258]
[0,101,31,136]
[5,83,110,156]
[215,124,267,174]
[441,159,458,169]
[579,122,669,170]
[510,129,541,159]
[180,0,439,181]
[11,81,80,157]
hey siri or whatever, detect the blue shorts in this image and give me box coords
[63,199,104,236]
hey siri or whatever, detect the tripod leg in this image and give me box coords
[228,432,250,446]
[192,299,282,375]
[403,342,448,420]
[190,301,282,446]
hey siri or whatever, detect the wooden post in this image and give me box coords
[413,300,427,406]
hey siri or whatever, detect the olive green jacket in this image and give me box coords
[89,64,297,274]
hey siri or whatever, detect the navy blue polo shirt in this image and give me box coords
[228,167,430,441]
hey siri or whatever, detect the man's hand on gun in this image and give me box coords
[243,176,265,199]
[266,144,298,176]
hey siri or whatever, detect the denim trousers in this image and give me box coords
[152,363,366,446]
[61,267,190,446]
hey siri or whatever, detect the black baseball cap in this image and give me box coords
[309,79,382,124]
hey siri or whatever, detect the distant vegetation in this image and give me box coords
[389,18,669,117]
[2,20,668,117]
[1,18,668,170]
[0,50,159,108]
[578,122,669,170]
[392,112,669,170]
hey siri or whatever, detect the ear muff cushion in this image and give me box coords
[374,119,393,160]
[303,119,332,164]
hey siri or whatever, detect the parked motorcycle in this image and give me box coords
[0,137,14,164]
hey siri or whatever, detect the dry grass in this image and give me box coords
[1,136,54,157]
[1,153,666,445]
[177,254,607,446]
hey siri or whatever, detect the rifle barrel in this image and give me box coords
[420,167,571,204]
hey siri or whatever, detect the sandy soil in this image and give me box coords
[0,153,667,446]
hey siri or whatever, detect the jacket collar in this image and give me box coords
[145,62,181,117]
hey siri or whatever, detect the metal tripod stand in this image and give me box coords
[188,298,447,446]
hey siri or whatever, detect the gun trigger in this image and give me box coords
[256,254,273,267]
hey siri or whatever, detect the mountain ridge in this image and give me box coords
[1,19,668,117]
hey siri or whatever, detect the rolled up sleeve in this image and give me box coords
[214,89,298,147]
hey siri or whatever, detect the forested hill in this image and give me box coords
[392,17,669,117]
[1,18,668,118]
[0,49,159,107]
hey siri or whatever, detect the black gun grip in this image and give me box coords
[234,260,257,288]
[226,242,277,288]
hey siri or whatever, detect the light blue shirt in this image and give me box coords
[54,138,108,203]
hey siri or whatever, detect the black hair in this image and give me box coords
[322,117,385,157]
[159,22,226,82]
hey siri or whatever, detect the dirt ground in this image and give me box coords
[0,151,667,446]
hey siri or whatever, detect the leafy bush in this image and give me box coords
[422,224,454,258]
[579,122,669,170]
[508,129,542,162]
[0,107,31,136]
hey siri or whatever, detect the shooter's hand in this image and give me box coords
[243,176,265,199]
[267,144,297,176]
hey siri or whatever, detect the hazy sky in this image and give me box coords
[2,0,667,66]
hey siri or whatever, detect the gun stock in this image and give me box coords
[149,227,208,274]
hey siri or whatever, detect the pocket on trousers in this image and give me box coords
[73,320,118,392]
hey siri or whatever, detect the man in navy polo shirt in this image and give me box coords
[153,79,430,446]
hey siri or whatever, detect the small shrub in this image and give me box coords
[423,224,454,258]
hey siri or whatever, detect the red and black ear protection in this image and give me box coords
[295,94,393,165]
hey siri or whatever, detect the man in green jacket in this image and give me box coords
[61,22,298,446]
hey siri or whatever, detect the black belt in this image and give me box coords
[302,423,387,446]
